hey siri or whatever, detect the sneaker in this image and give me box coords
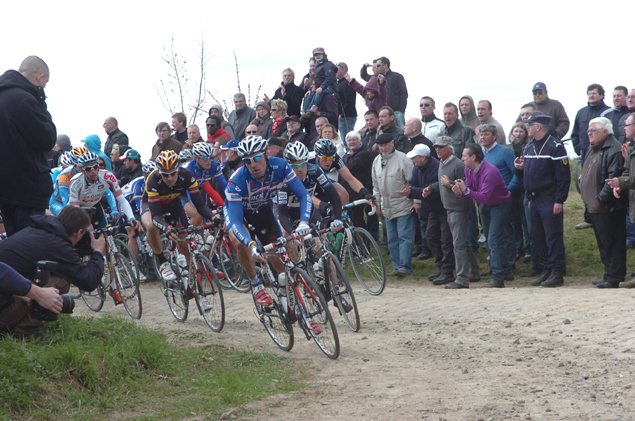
[575,221,592,230]
[199,297,213,311]
[215,269,225,279]
[253,285,273,306]
[139,273,147,282]
[160,262,177,282]
[308,320,322,335]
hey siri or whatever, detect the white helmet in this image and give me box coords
[236,135,268,158]
[192,142,214,158]
[284,142,309,162]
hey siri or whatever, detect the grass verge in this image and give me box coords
[0,315,303,420]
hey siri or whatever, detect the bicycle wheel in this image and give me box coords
[218,236,248,293]
[291,268,340,359]
[113,252,142,320]
[114,236,141,281]
[80,275,106,312]
[192,254,225,332]
[254,264,294,352]
[154,250,189,322]
[323,251,360,332]
[348,227,386,295]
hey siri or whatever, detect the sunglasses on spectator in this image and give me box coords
[246,131,258,135]
[420,103,432,107]
[243,153,264,165]
[82,165,99,172]
[208,124,217,128]
[318,155,334,162]
[533,90,545,95]
[160,171,178,178]
[290,162,307,169]
[271,108,279,112]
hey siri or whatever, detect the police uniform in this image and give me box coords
[522,115,570,284]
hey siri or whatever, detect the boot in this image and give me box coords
[531,269,551,286]
[541,269,564,287]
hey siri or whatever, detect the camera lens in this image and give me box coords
[60,294,75,314]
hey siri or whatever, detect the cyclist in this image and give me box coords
[225,135,312,307]
[313,139,374,208]
[141,150,218,282]
[181,142,226,226]
[278,142,352,312]
[178,149,194,165]
[50,151,74,183]
[68,152,139,230]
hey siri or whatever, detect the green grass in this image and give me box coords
[0,315,303,421]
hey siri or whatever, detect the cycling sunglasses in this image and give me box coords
[82,165,100,172]
[243,153,264,165]
[160,170,178,177]
[318,155,334,162]
[291,162,307,169]
[198,156,211,161]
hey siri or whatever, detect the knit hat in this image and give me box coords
[56,134,71,151]
[255,101,270,112]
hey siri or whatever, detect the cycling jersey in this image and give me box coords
[313,154,346,182]
[49,166,79,213]
[277,163,341,234]
[142,167,215,230]
[181,159,226,206]
[225,156,311,247]
[121,176,145,215]
[69,169,135,220]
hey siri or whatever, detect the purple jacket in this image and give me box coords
[348,77,387,114]
[462,160,510,206]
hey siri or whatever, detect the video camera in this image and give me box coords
[30,260,75,321]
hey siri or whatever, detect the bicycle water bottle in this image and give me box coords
[278,273,288,312]
[326,232,336,251]
[334,232,344,251]
[313,260,324,286]
[176,254,188,277]
[204,234,214,251]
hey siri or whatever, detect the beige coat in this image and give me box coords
[372,149,414,220]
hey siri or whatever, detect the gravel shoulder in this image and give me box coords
[73,276,635,420]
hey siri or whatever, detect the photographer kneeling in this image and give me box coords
[0,206,105,337]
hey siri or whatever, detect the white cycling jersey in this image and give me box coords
[69,170,120,207]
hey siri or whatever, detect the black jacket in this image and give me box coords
[336,78,357,118]
[283,130,311,150]
[341,147,373,199]
[582,135,628,210]
[360,67,408,113]
[272,82,305,118]
[120,163,143,187]
[104,128,129,157]
[0,70,56,208]
[571,100,610,155]
[381,124,410,153]
[0,215,103,290]
[408,157,443,213]
[443,120,475,157]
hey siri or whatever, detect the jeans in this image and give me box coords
[339,117,357,143]
[394,111,405,132]
[626,208,635,246]
[480,201,512,284]
[385,212,415,273]
[308,85,336,110]
[468,200,480,251]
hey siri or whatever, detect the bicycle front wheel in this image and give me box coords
[154,251,189,322]
[254,264,294,352]
[80,277,106,312]
[348,227,386,295]
[193,254,225,332]
[114,252,142,320]
[218,236,248,293]
[323,252,360,332]
[291,268,340,359]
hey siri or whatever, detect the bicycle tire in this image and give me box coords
[291,268,340,359]
[114,236,142,280]
[153,250,189,322]
[80,278,106,312]
[113,252,142,320]
[254,264,294,352]
[323,251,360,332]
[348,227,387,295]
[192,254,225,332]
[218,236,248,293]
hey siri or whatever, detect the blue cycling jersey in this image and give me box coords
[226,156,311,247]
[182,159,227,192]
[121,176,146,214]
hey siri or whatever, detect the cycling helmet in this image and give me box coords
[284,142,309,162]
[78,151,99,167]
[71,145,89,163]
[236,135,268,158]
[60,151,74,168]
[192,142,214,158]
[142,160,157,175]
[178,149,193,162]
[156,150,179,172]
[313,139,337,157]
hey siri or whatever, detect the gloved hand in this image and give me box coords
[331,219,343,231]
[110,210,120,218]
[250,244,260,262]
[359,187,372,201]
[295,222,310,237]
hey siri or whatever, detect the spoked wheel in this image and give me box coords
[113,252,142,320]
[218,236,248,293]
[192,254,225,332]
[80,257,107,311]
[254,264,294,352]
[114,235,143,283]
[291,268,340,359]
[323,252,360,332]
[348,227,387,295]
[154,251,189,323]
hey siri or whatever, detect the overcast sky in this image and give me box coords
[2,0,631,160]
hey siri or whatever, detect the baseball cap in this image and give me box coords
[406,144,431,158]
[120,149,140,160]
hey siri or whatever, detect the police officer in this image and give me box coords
[514,114,570,287]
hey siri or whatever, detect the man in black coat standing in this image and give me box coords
[0,56,56,236]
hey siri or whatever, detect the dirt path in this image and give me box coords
[74,276,635,420]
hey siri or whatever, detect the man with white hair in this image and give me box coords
[0,56,56,236]
[579,117,627,288]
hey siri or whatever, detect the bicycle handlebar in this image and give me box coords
[262,233,313,253]
[343,199,377,216]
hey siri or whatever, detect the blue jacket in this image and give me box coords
[483,143,521,192]
[408,157,443,213]
[521,134,571,203]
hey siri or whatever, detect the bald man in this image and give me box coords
[404,118,437,159]
[103,116,129,157]
[0,56,57,235]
